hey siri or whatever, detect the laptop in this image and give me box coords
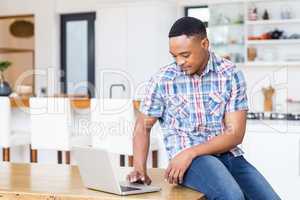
[72,146,161,195]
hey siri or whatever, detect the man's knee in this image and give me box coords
[214,187,245,200]
[184,181,245,200]
[209,177,245,200]
[184,155,246,200]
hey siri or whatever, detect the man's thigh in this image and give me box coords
[182,155,245,200]
[230,156,281,200]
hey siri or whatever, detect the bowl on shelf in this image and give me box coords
[15,85,32,96]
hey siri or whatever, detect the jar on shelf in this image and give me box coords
[247,47,257,61]
[248,4,258,21]
[281,5,293,20]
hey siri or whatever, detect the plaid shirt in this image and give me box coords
[140,52,248,159]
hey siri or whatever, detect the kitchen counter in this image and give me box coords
[9,97,141,110]
[246,119,300,133]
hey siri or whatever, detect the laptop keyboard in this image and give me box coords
[120,185,141,192]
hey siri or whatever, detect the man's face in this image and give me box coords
[169,35,209,75]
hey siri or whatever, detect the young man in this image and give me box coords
[127,17,281,200]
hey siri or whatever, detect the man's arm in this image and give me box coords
[190,110,247,156]
[165,110,247,184]
[127,113,157,185]
[133,113,157,172]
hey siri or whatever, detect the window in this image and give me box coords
[184,6,209,28]
[61,12,96,97]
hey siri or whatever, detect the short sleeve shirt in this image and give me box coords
[140,52,248,159]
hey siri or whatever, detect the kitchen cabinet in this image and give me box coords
[97,2,176,99]
[242,123,300,200]
[208,2,245,65]
[245,0,300,66]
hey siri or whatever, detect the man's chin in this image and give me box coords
[183,70,196,75]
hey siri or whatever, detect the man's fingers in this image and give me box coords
[144,176,152,185]
[168,168,176,184]
[164,165,172,180]
[179,170,184,184]
[128,171,140,182]
[172,169,181,184]
[127,171,152,185]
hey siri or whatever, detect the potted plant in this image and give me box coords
[0,60,12,96]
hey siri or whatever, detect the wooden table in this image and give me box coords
[0,163,205,200]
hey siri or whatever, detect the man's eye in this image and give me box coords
[182,54,190,58]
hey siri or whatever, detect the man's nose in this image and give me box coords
[176,58,185,66]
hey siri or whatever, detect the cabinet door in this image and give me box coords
[97,6,128,98]
[98,6,127,68]
[242,132,300,200]
[126,3,176,87]
[127,5,159,85]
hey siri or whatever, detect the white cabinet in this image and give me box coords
[97,2,176,98]
[97,6,128,69]
[242,130,300,200]
[96,6,128,98]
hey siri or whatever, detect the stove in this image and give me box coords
[247,112,264,120]
[247,112,300,120]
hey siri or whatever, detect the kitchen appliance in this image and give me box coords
[247,112,264,120]
[247,112,300,121]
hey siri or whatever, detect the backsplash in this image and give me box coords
[240,65,300,113]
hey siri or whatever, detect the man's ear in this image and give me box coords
[201,37,209,49]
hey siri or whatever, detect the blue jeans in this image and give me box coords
[182,152,281,200]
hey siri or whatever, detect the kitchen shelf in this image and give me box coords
[209,23,244,28]
[247,0,298,4]
[211,43,244,46]
[203,0,300,66]
[246,39,300,45]
[244,61,300,66]
[0,48,34,54]
[246,18,300,25]
[208,2,245,63]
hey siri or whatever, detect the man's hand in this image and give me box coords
[164,148,196,185]
[127,113,157,186]
[126,169,152,185]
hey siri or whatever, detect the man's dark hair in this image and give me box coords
[168,17,207,38]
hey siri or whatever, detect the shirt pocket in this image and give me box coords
[205,92,226,118]
[167,94,190,119]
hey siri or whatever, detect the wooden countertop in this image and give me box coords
[9,97,141,110]
[0,163,205,200]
